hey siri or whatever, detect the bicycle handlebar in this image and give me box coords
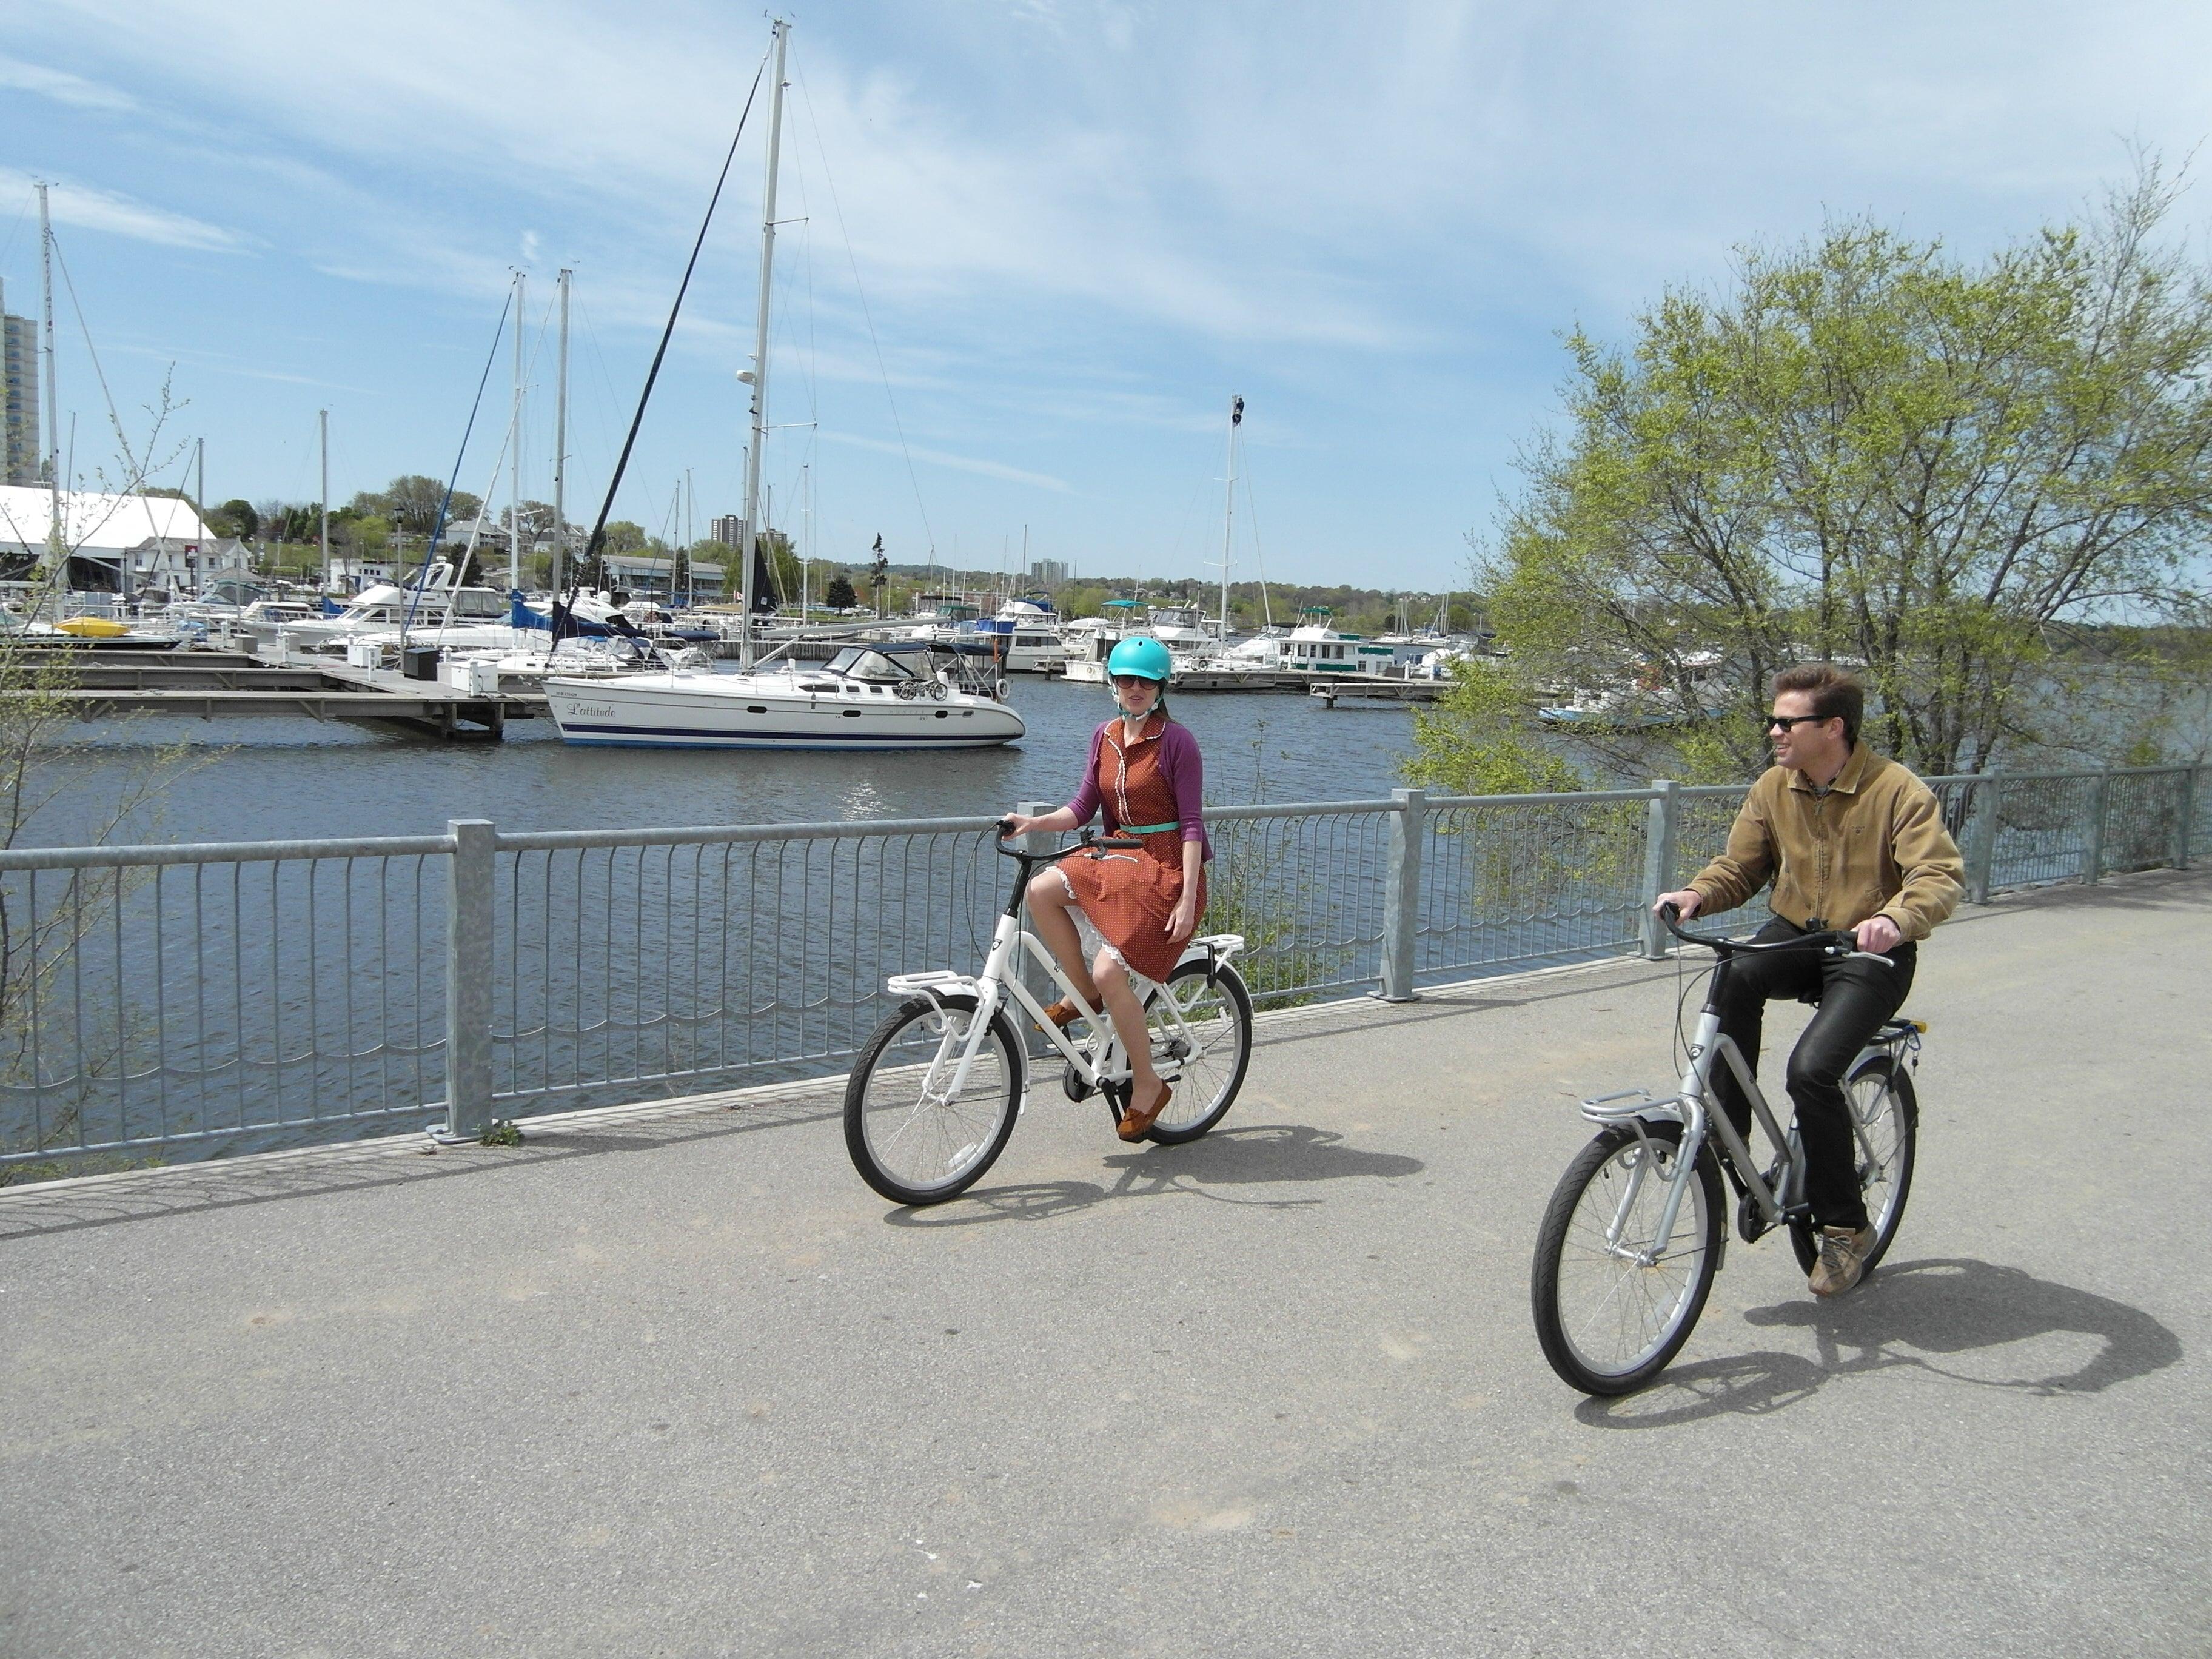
[992,821,1142,859]
[1654,902,1894,968]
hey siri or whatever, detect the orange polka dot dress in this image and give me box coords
[1058,712,1210,983]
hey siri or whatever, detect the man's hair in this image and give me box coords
[1771,662,1863,745]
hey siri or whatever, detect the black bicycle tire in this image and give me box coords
[1788,1054,1919,1275]
[1142,960,1255,1145]
[1531,1121,1724,1396]
[843,994,1024,1206]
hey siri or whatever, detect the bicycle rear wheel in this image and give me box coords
[1531,1121,1723,1396]
[1789,1054,1919,1275]
[1140,960,1253,1144]
[844,994,1024,1207]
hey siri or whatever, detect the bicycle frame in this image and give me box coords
[1580,944,1916,1267]
[886,907,1245,1112]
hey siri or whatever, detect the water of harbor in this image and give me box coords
[34,677,1421,848]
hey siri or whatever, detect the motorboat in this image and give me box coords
[545,640,1024,750]
[960,597,1065,674]
[244,574,513,650]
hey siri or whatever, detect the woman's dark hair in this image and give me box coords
[1771,662,1864,746]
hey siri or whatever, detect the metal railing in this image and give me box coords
[2,762,2202,1175]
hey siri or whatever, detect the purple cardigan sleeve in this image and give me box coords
[1063,723,1107,826]
[1159,723,1212,860]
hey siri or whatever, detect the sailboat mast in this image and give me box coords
[318,409,330,593]
[1219,394,1241,637]
[510,269,526,591]
[737,18,791,671]
[37,183,58,544]
[553,268,571,593]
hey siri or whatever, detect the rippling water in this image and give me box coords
[34,677,1421,846]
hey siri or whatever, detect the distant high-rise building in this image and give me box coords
[1029,558,1069,588]
[709,514,743,548]
[0,278,42,488]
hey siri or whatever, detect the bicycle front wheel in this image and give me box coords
[1140,959,1254,1144]
[844,994,1024,1207]
[1789,1054,1919,1275]
[1531,1121,1723,1396]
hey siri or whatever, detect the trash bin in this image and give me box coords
[402,645,440,682]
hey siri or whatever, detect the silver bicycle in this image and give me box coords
[843,822,1253,1207]
[1530,904,1923,1395]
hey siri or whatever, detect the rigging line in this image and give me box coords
[793,59,934,557]
[573,47,769,595]
[1240,463,1272,627]
[406,288,512,632]
[49,232,142,483]
[433,385,526,645]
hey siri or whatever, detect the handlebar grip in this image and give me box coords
[1094,836,1143,851]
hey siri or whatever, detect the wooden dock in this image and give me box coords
[1306,676,1447,706]
[5,648,543,740]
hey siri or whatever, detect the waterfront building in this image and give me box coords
[0,485,218,588]
[603,552,725,599]
[0,278,39,488]
[1030,557,1069,587]
[709,514,742,548]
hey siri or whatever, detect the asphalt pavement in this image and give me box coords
[2,867,2207,1658]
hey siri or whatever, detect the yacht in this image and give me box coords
[963,597,1065,674]
[545,642,1024,749]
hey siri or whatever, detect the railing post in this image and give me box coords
[441,818,496,1139]
[1017,800,1058,1053]
[1640,779,1680,960]
[1965,771,2002,905]
[2172,766,2195,871]
[2083,768,2110,886]
[1377,788,1425,1002]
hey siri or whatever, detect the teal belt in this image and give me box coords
[1120,820,1181,835]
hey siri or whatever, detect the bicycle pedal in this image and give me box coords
[1735,1188,1770,1244]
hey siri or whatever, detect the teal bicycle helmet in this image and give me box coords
[1106,634,1173,683]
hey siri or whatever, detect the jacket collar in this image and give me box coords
[1786,740,1874,795]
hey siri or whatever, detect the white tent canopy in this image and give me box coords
[0,486,215,568]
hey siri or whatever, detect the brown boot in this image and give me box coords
[1118,1079,1172,1142]
[1039,998,1085,1030]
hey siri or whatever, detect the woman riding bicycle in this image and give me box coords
[1000,635,1210,1142]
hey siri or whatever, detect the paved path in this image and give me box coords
[4,870,2207,1658]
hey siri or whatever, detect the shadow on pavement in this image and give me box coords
[1572,1257,2182,1429]
[883,1122,1425,1228]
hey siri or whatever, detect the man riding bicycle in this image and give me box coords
[1652,662,1963,1298]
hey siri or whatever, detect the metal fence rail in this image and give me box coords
[2,763,2202,1175]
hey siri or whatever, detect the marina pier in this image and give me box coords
[7,646,541,739]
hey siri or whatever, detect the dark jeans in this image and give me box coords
[1709,916,1916,1232]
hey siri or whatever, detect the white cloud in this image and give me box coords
[0,55,135,112]
[0,166,242,253]
[822,431,1070,493]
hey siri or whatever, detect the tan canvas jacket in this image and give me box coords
[1687,743,1964,942]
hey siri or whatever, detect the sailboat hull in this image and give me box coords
[544,671,1025,750]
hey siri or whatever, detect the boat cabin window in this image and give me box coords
[826,647,916,683]
[453,590,506,618]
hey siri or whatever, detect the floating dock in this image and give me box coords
[6,648,541,740]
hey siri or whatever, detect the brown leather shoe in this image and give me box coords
[1118,1080,1172,1142]
[1040,998,1085,1030]
[1809,1224,1877,1296]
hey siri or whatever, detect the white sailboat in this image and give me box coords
[545,19,1023,752]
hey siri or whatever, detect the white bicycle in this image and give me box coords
[843,822,1254,1206]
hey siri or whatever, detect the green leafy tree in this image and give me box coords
[1420,161,2212,788]
[825,573,857,610]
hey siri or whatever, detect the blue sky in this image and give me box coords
[4,1,2210,592]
